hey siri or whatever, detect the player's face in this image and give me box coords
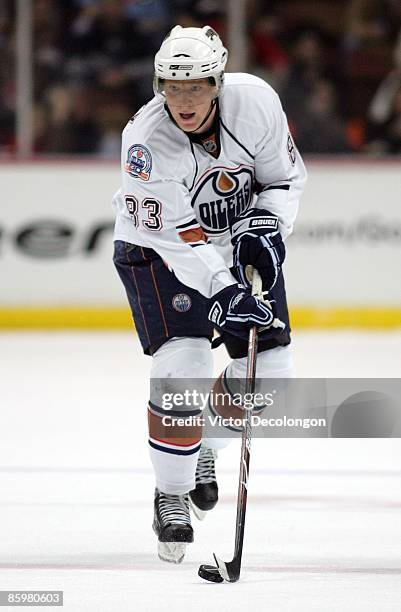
[164,79,217,132]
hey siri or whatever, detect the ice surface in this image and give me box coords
[0,331,400,611]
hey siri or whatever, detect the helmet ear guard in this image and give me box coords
[153,25,228,96]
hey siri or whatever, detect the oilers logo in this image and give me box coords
[191,166,254,235]
[125,144,152,181]
[172,293,192,312]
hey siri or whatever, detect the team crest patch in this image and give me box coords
[172,293,192,313]
[125,144,152,181]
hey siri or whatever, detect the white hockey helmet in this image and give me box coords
[154,25,228,95]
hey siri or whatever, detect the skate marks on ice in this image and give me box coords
[1,333,401,610]
[0,489,400,610]
[1,470,400,575]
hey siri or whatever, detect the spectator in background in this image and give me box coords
[96,100,130,158]
[33,0,73,99]
[124,0,171,42]
[294,78,353,154]
[339,0,400,138]
[368,85,401,153]
[0,0,14,152]
[277,26,354,153]
[344,0,388,51]
[66,0,172,106]
[279,29,325,124]
[37,0,173,153]
[249,6,288,89]
[40,84,100,153]
[367,31,401,153]
[2,0,400,156]
[66,0,149,81]
[343,0,401,51]
[173,0,225,35]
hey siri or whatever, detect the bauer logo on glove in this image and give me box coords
[230,208,285,291]
[248,217,278,229]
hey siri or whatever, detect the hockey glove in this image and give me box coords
[208,283,280,339]
[231,208,285,291]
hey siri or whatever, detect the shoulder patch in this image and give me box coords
[125,144,152,181]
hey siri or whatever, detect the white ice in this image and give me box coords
[0,331,400,612]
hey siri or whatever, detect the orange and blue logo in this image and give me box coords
[172,293,192,312]
[191,165,254,236]
[125,144,152,181]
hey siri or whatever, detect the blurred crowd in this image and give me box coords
[1,0,401,156]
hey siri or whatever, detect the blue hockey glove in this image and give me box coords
[208,283,279,339]
[230,208,285,290]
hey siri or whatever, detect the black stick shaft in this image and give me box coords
[212,268,262,582]
[232,323,258,561]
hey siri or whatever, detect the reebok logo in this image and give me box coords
[169,64,193,70]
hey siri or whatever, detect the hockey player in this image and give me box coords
[113,25,306,564]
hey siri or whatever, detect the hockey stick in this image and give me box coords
[199,268,262,583]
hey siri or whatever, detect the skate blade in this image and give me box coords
[189,497,207,521]
[157,541,187,564]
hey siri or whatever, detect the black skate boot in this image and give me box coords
[152,488,193,564]
[189,445,218,520]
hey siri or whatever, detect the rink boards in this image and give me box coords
[1,159,400,328]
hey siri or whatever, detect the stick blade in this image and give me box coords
[213,553,241,583]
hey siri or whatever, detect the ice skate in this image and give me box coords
[152,488,193,564]
[189,445,218,520]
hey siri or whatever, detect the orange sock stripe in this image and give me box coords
[212,373,244,420]
[148,408,203,446]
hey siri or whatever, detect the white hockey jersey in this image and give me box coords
[113,72,307,298]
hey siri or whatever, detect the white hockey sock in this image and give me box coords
[148,337,213,495]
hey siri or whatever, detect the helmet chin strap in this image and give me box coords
[183,99,217,134]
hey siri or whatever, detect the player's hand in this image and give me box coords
[208,283,278,338]
[230,208,285,291]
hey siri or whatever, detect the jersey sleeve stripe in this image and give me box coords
[190,242,210,248]
[176,218,198,230]
[265,184,290,191]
